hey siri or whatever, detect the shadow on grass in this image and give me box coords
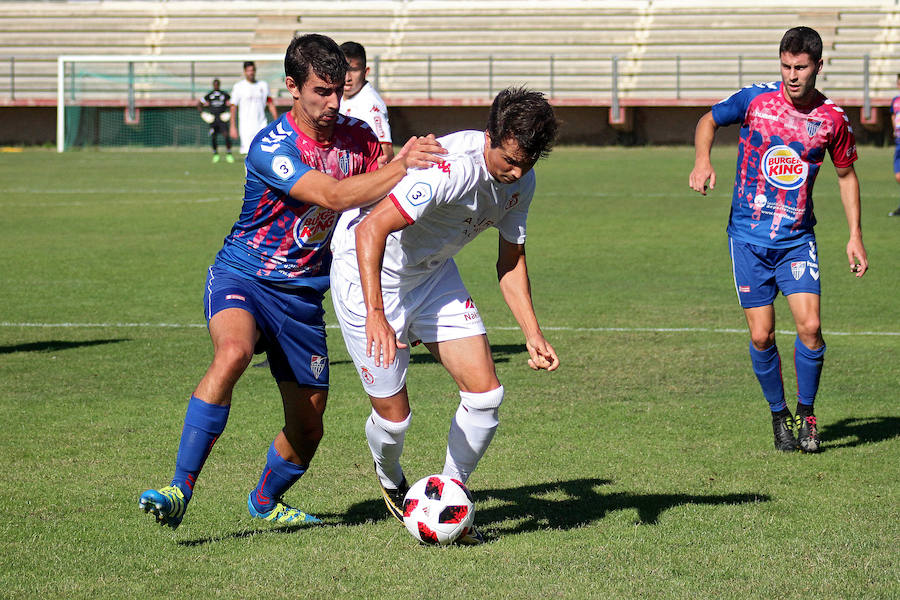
[0,339,127,354]
[340,477,771,536]
[820,416,900,450]
[176,478,770,546]
[176,523,321,547]
[263,343,525,369]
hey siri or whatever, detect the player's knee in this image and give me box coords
[213,338,255,373]
[749,332,775,351]
[285,416,324,445]
[459,386,504,426]
[369,408,412,435]
[796,317,821,340]
[894,171,900,184]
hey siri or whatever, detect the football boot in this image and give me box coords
[247,492,321,525]
[795,414,821,453]
[375,463,409,523]
[772,411,799,452]
[139,485,188,529]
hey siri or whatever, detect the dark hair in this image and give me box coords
[212,78,220,85]
[486,86,558,162]
[340,41,367,66]
[242,61,255,69]
[779,27,823,63]
[285,34,348,89]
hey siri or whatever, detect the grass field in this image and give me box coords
[0,145,897,599]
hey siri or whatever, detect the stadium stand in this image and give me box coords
[1,1,899,104]
[1,0,898,144]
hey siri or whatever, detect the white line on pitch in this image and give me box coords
[1,321,897,337]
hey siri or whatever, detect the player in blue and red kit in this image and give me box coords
[689,27,868,452]
[139,34,443,529]
[888,74,900,216]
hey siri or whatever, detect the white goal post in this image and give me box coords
[56,54,284,152]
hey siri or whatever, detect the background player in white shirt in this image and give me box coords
[330,87,559,544]
[339,41,394,164]
[229,61,278,154]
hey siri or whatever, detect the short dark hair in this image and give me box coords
[779,27,823,63]
[340,41,367,66]
[486,87,558,162]
[285,34,348,89]
[243,61,255,70]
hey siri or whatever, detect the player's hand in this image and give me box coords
[689,161,716,195]
[394,134,446,170]
[365,310,407,368]
[525,336,559,371]
[847,237,868,278]
[229,125,238,139]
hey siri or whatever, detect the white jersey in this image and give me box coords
[331,130,534,292]
[231,78,271,153]
[339,81,392,144]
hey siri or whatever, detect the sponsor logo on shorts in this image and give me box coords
[761,145,808,191]
[739,286,751,293]
[310,355,327,380]
[225,294,246,301]
[791,261,807,280]
[361,367,375,385]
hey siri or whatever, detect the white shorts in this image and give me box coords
[331,259,487,398]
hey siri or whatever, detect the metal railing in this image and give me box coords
[3,52,895,104]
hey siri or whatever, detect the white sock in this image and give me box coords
[366,409,411,489]
[443,386,504,484]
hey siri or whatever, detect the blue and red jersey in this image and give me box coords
[890,95,900,142]
[712,81,857,248]
[214,112,381,292]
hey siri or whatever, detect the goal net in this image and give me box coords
[57,54,285,152]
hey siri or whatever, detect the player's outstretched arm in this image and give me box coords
[496,237,559,372]
[228,104,238,139]
[836,164,868,277]
[288,135,444,212]
[689,111,719,196]
[355,196,412,367]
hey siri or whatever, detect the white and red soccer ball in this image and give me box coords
[402,474,475,545]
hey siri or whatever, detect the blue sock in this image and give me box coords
[170,395,230,500]
[749,343,786,413]
[250,441,306,512]
[794,336,825,409]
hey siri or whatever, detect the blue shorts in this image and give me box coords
[729,237,821,308]
[893,142,900,174]
[204,265,329,387]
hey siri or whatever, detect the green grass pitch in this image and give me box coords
[0,145,897,599]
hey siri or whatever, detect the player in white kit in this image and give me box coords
[339,41,394,164]
[229,61,278,154]
[330,87,559,544]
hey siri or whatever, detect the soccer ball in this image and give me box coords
[402,474,475,545]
